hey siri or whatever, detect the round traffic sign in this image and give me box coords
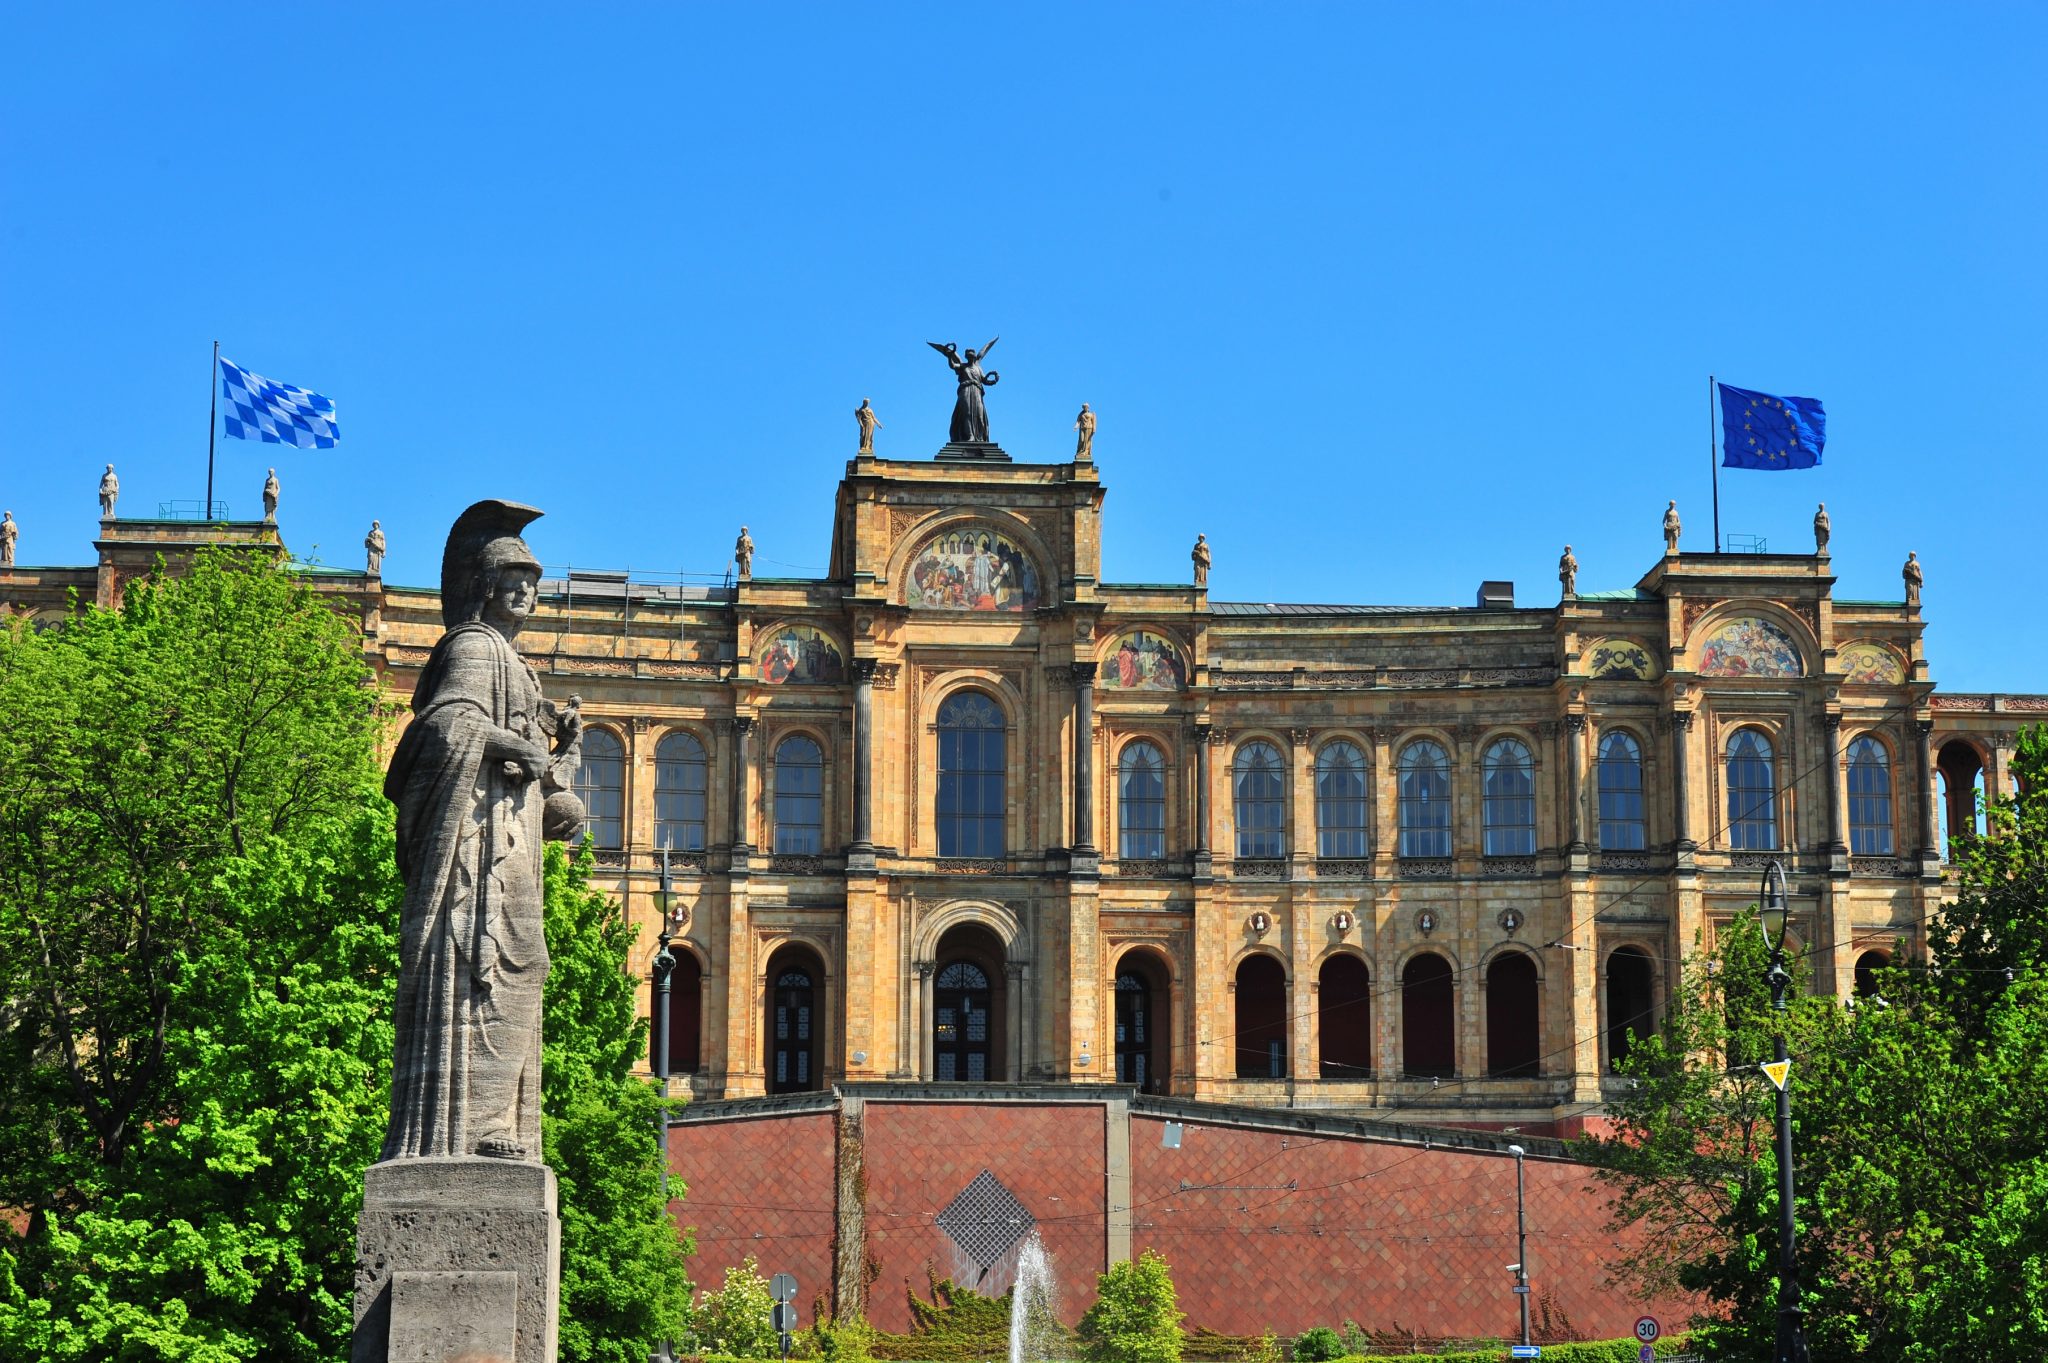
[1633,1315,1660,1342]
[1637,1346,1654,1363]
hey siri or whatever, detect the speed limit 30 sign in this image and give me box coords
[1633,1315,1661,1342]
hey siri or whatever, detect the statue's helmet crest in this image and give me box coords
[440,499,544,627]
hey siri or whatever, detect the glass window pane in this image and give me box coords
[1848,737,1894,855]
[1234,742,1286,858]
[938,691,1006,858]
[1398,741,1451,858]
[1596,731,1646,851]
[574,728,626,850]
[1727,731,1778,850]
[1119,742,1166,860]
[1482,739,1536,857]
[774,735,824,855]
[1316,742,1369,859]
[655,731,708,852]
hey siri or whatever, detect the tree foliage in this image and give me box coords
[697,1254,780,1359]
[1078,1249,1186,1363]
[1582,726,2048,1362]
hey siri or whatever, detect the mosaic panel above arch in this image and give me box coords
[1697,615,1804,678]
[906,526,1041,612]
[1580,637,1662,682]
[759,624,845,685]
[1838,639,1906,686]
[1101,630,1187,691]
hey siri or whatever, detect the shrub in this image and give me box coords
[1290,1328,1343,1362]
[1077,1250,1186,1363]
[698,1256,779,1359]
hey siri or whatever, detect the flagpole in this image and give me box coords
[206,341,219,520]
[1708,374,1722,553]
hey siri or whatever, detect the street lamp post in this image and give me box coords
[1507,1143,1530,1350]
[650,849,679,1363]
[1758,858,1810,1363]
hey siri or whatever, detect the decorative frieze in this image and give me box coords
[1231,859,1288,880]
[1481,857,1538,878]
[1399,858,1454,879]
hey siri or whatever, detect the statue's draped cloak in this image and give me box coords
[382,622,548,1159]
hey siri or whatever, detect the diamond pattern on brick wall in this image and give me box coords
[936,1169,1036,1270]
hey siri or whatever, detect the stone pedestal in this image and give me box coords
[934,440,1010,462]
[353,1157,560,1363]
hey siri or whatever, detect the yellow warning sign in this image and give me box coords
[1761,1060,1791,1090]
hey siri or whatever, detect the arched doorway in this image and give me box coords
[1604,947,1655,1072]
[1234,955,1288,1078]
[1938,741,1986,853]
[932,924,1007,1082]
[1854,949,1890,998]
[650,947,704,1078]
[1401,953,1455,1079]
[1318,954,1372,1079]
[764,944,825,1094]
[1113,950,1171,1094]
[1486,952,1541,1077]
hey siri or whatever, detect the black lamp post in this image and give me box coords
[650,849,679,1363]
[1507,1143,1531,1350]
[1758,858,1810,1363]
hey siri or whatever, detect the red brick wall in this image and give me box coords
[667,1109,838,1315]
[861,1101,1107,1333]
[1130,1115,1680,1341]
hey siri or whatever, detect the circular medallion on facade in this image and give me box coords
[1332,910,1354,933]
[1416,909,1438,936]
[1248,911,1272,936]
[1498,908,1524,935]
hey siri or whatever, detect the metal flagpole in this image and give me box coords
[1708,374,1722,553]
[206,341,219,520]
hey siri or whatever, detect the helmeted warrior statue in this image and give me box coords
[380,500,585,1162]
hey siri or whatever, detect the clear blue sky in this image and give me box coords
[4,5,2043,688]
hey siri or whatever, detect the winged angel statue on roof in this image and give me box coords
[928,336,1001,444]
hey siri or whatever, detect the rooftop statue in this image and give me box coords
[0,510,16,567]
[1074,402,1095,461]
[380,500,585,1161]
[99,464,119,520]
[855,398,882,455]
[262,468,280,522]
[1662,500,1681,554]
[1558,544,1578,598]
[1814,502,1830,555]
[928,336,1001,444]
[365,519,386,577]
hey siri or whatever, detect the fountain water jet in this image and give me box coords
[1007,1231,1062,1363]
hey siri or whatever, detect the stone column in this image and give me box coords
[914,962,935,1079]
[1564,715,1589,855]
[850,659,876,855]
[731,716,756,857]
[1670,710,1696,856]
[1916,718,1938,862]
[1823,714,1847,858]
[1073,663,1098,852]
[1193,724,1213,869]
[1005,962,1026,1081]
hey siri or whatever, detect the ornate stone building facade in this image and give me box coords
[5,446,2034,1134]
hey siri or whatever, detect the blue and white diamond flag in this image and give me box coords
[219,356,339,449]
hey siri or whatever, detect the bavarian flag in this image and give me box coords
[1719,382,1825,469]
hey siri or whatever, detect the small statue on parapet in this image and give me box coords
[735,525,755,580]
[1813,502,1830,555]
[99,464,119,520]
[927,337,1000,444]
[855,398,882,455]
[262,468,280,522]
[1074,403,1095,461]
[1903,551,1923,609]
[0,510,17,567]
[1192,533,1211,589]
[1558,545,1578,598]
[365,520,387,577]
[1662,500,1681,554]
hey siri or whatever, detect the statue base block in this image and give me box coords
[352,1157,560,1363]
[934,440,1010,462]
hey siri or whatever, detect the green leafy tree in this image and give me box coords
[1077,1249,1185,1363]
[698,1254,779,1359]
[542,841,695,1362]
[1288,1325,1344,1361]
[1583,726,2048,1362]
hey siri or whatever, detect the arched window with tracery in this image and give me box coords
[1118,741,1167,860]
[1726,730,1778,850]
[933,960,993,1081]
[1596,730,1646,851]
[1847,737,1893,855]
[1316,741,1369,858]
[773,735,824,855]
[1398,740,1452,858]
[654,731,708,851]
[574,727,625,850]
[937,691,1006,857]
[1233,742,1286,858]
[1482,738,1536,856]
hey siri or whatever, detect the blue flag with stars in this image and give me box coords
[1719,382,1824,469]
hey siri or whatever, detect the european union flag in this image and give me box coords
[1719,382,1824,469]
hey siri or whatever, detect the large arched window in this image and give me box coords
[1854,949,1890,999]
[1397,741,1452,858]
[574,727,625,850]
[1118,741,1167,860]
[1234,955,1288,1078]
[933,960,993,1081]
[1605,947,1655,1072]
[1233,742,1286,858]
[937,691,1006,857]
[1726,730,1778,850]
[1485,952,1541,1077]
[773,735,824,855]
[1315,742,1369,859]
[1596,731,1646,851]
[1847,737,1894,855]
[654,731,709,851]
[1114,960,1168,1095]
[1318,954,1372,1079]
[1482,738,1536,856]
[1401,953,1455,1078]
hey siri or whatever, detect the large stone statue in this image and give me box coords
[1074,402,1095,461]
[1662,500,1681,554]
[1904,551,1923,609]
[262,468,280,522]
[1558,544,1578,597]
[99,464,119,520]
[356,501,577,1362]
[855,398,882,455]
[1192,533,1211,588]
[0,510,16,567]
[1813,502,1830,555]
[928,337,1000,444]
[365,520,386,576]
[735,525,754,580]
[382,500,583,1161]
